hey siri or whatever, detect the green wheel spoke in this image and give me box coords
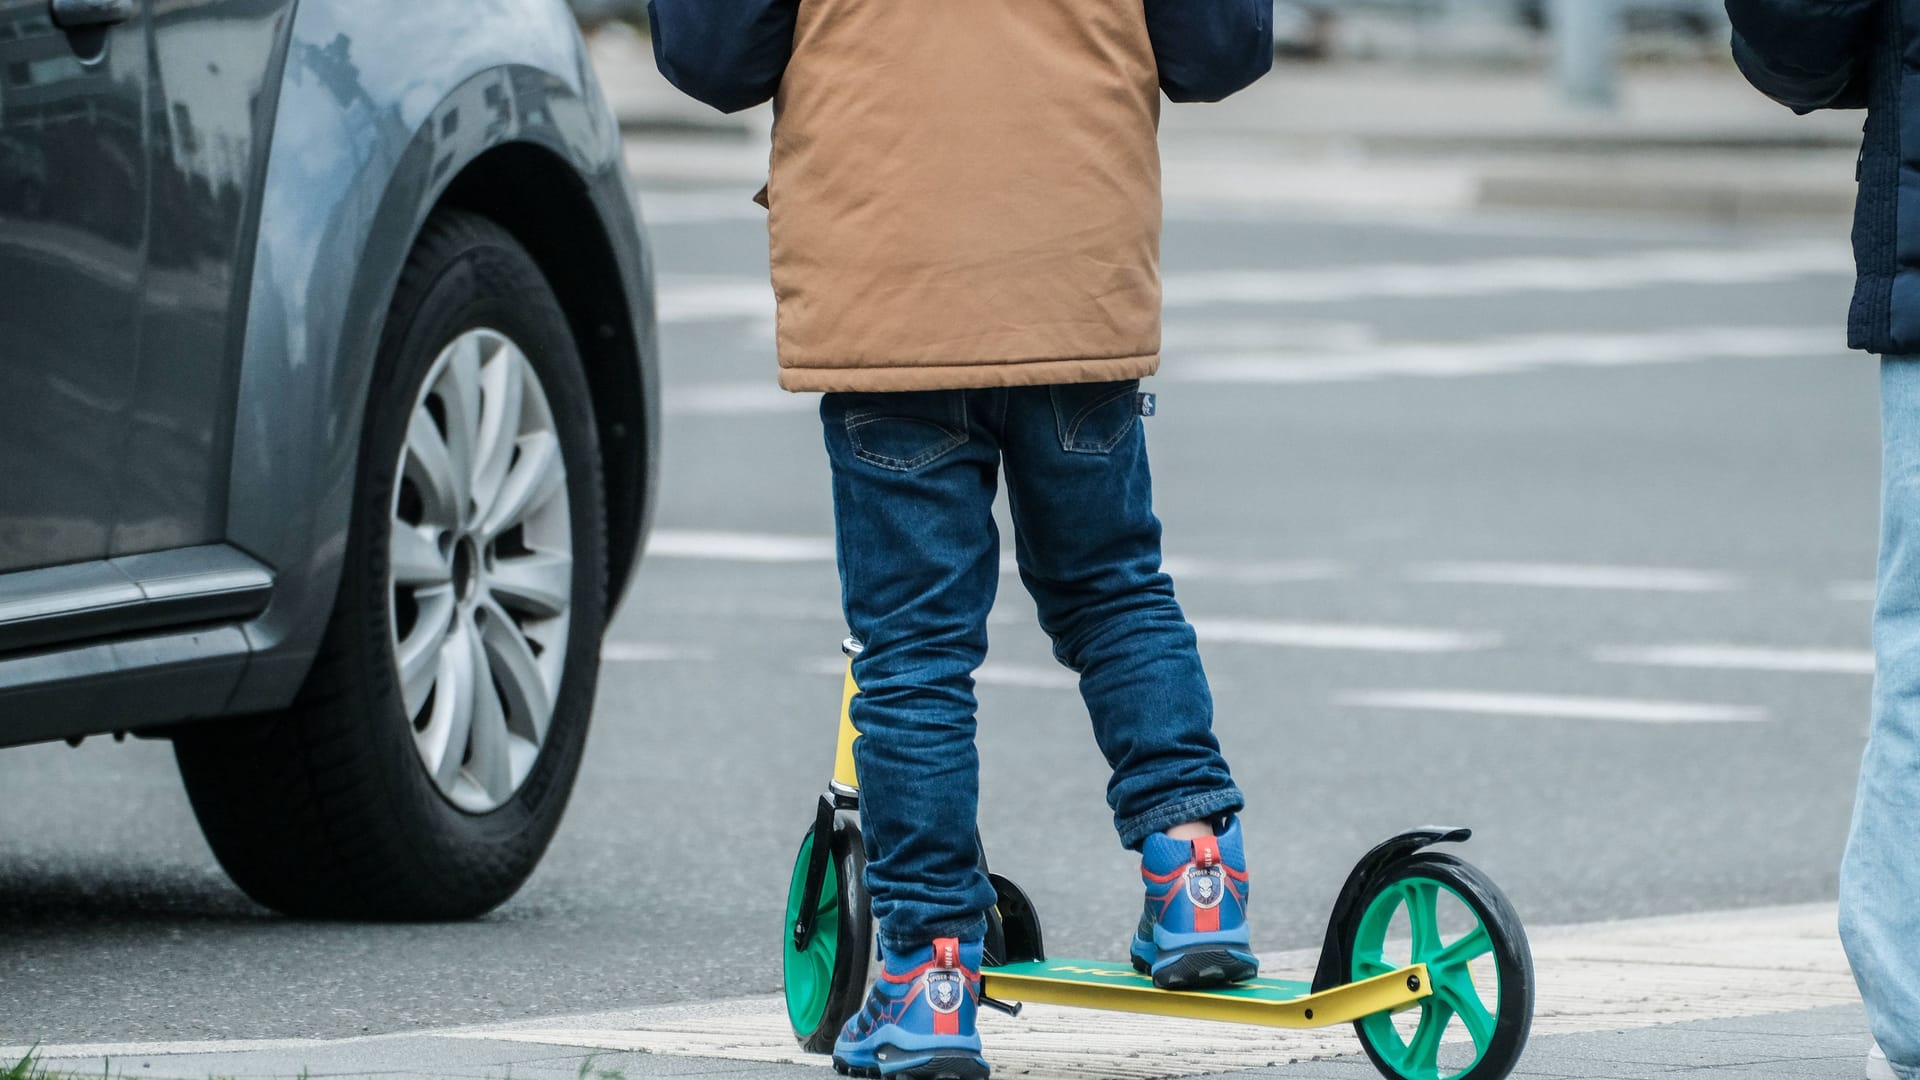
[1397,999,1454,1078]
[1432,924,1492,970]
[1402,880,1444,961]
[1436,979,1497,1055]
[1354,954,1397,979]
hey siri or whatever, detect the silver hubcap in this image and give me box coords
[389,328,572,813]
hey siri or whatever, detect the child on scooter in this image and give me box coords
[648,3,1274,1076]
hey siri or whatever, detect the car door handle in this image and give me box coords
[50,0,134,29]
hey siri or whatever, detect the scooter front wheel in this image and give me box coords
[1348,852,1533,1080]
[782,819,872,1053]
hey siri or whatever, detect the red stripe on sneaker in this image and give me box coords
[1194,903,1219,933]
[935,1002,959,1036]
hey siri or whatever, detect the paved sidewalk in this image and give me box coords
[8,1007,1877,1080]
[10,904,1880,1080]
[594,25,1861,222]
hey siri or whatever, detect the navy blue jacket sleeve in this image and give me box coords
[1145,0,1274,103]
[646,0,798,114]
[1725,0,1876,112]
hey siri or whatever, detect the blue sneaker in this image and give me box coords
[1129,817,1257,989]
[833,937,989,1080]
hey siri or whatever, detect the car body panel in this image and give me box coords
[0,0,151,573]
[116,0,299,557]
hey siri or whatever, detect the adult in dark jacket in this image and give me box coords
[1729,4,1919,1079]
[649,2,1271,1077]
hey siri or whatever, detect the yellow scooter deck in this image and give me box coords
[980,959,1431,1030]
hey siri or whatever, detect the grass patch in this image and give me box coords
[5,1052,87,1080]
[575,1056,626,1080]
[4,1053,129,1080]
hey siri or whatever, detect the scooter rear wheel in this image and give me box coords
[782,820,872,1053]
[1348,853,1533,1080]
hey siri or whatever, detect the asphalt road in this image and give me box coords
[0,141,1880,1048]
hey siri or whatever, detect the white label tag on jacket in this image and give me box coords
[1136,392,1157,417]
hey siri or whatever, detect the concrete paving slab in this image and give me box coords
[13,905,1874,1080]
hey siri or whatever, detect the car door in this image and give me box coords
[0,0,149,574]
[117,0,296,555]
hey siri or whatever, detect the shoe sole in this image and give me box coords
[1134,948,1259,990]
[833,1054,990,1080]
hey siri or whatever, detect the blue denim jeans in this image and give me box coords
[1843,358,1920,1079]
[821,382,1244,952]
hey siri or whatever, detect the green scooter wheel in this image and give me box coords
[1349,853,1533,1080]
[782,820,872,1053]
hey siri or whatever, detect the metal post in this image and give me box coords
[1551,0,1620,108]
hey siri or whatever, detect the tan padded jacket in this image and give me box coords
[766,0,1164,393]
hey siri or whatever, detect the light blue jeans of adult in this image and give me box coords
[1840,357,1920,1080]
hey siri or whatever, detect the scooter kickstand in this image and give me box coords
[979,993,1023,1018]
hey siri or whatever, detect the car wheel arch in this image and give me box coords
[436,141,656,614]
[225,55,654,714]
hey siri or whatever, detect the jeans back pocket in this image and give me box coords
[1050,380,1141,455]
[839,391,970,472]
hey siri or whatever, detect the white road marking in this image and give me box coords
[1193,619,1498,654]
[1174,327,1839,385]
[658,244,1854,325]
[1162,244,1853,308]
[1830,580,1877,603]
[1161,556,1352,584]
[600,642,714,663]
[657,277,775,323]
[1161,317,1379,353]
[647,530,836,563]
[1406,561,1741,593]
[646,531,1348,586]
[639,189,768,225]
[1339,689,1766,724]
[667,382,816,417]
[1596,644,1874,675]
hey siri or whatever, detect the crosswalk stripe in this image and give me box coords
[600,643,714,663]
[666,382,815,417]
[1338,689,1766,724]
[1194,619,1497,654]
[657,244,1853,325]
[1595,644,1873,675]
[647,530,835,563]
[1161,244,1852,307]
[1405,561,1740,592]
[1172,327,1838,384]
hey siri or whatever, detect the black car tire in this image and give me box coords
[175,209,608,920]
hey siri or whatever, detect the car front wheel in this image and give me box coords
[175,209,608,919]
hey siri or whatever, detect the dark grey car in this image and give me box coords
[0,0,658,919]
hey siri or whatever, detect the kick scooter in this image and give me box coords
[784,639,1536,1080]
